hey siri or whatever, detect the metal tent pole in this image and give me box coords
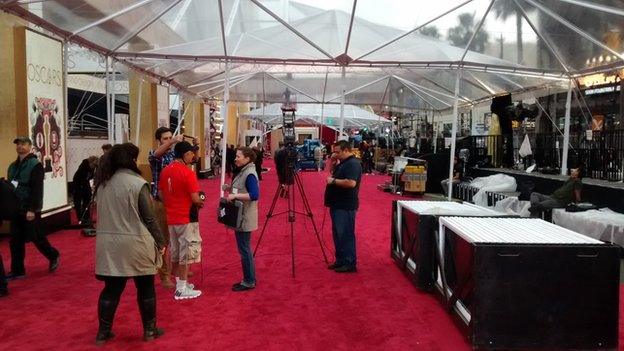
[63,42,69,139]
[433,110,437,154]
[135,77,143,146]
[219,62,231,197]
[105,57,112,143]
[447,70,462,200]
[338,66,346,140]
[561,79,573,175]
[111,60,116,143]
[192,99,197,136]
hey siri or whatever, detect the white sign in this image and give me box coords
[584,85,621,96]
[67,74,129,95]
[156,85,169,127]
[115,114,130,143]
[67,44,106,73]
[25,30,68,212]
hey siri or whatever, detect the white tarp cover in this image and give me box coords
[469,174,517,207]
[493,196,532,217]
[398,200,502,216]
[552,208,624,247]
[242,103,391,128]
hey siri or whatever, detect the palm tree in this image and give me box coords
[447,13,489,53]
[536,0,621,70]
[493,0,523,64]
[419,26,441,39]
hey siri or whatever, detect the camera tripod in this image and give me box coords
[253,170,329,278]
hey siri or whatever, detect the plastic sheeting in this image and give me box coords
[6,0,618,108]
[552,208,624,247]
[519,134,532,157]
[493,196,532,217]
[469,174,517,207]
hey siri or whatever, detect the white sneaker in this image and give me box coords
[174,286,202,300]
[175,278,194,290]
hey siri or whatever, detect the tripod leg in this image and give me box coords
[290,216,296,278]
[253,184,282,257]
[289,183,296,278]
[295,173,329,264]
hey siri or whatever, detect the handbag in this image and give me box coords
[217,198,243,229]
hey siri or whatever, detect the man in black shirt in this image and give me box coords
[254,143,264,181]
[324,140,362,273]
[72,156,98,225]
[529,167,582,216]
[274,142,287,180]
[226,145,236,176]
[7,137,60,280]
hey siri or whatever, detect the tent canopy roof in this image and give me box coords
[242,102,391,128]
[2,0,622,110]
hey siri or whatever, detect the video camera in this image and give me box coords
[280,106,298,185]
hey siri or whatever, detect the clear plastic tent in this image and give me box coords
[241,102,392,129]
[2,0,622,111]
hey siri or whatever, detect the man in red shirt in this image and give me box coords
[159,141,204,300]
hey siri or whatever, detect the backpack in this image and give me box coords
[0,178,21,220]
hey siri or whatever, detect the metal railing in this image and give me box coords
[466,135,514,168]
[463,130,624,182]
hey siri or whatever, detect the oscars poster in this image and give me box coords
[25,30,68,212]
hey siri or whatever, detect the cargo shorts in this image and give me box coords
[168,223,202,264]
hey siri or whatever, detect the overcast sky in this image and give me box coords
[293,0,526,42]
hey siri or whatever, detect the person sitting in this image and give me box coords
[440,156,464,196]
[529,167,582,217]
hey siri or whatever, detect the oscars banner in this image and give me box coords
[25,30,68,212]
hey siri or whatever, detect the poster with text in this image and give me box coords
[25,30,68,212]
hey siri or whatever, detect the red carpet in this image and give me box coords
[1,162,622,350]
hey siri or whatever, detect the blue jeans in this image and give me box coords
[235,231,256,285]
[330,208,357,267]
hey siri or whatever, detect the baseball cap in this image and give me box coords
[13,136,32,145]
[174,141,199,158]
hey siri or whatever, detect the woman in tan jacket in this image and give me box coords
[94,143,166,345]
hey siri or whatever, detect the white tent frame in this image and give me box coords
[1,0,622,191]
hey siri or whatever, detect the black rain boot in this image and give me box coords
[138,297,164,341]
[95,298,118,346]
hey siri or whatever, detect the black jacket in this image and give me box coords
[73,159,94,191]
[8,154,44,212]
